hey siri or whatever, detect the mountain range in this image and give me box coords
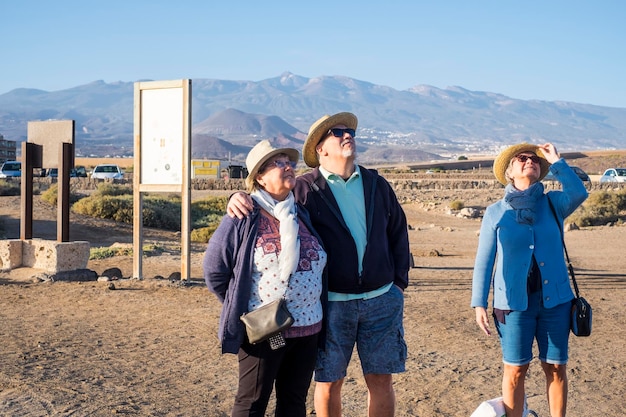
[1,72,624,164]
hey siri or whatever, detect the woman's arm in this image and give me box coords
[203,216,239,302]
[471,206,498,308]
[548,160,589,218]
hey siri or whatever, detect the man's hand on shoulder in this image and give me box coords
[227,192,254,219]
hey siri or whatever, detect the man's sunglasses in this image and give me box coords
[515,154,542,164]
[327,128,356,138]
[266,160,297,170]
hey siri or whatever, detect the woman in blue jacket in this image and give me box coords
[471,143,587,417]
[204,140,327,417]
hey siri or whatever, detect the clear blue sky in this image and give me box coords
[2,0,625,108]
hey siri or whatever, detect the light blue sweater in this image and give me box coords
[471,159,588,310]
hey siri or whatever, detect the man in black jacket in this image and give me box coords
[227,112,410,417]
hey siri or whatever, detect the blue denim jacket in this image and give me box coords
[471,159,588,311]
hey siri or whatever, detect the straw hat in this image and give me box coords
[303,112,358,167]
[493,143,551,185]
[245,140,299,189]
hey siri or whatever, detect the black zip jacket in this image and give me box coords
[293,166,410,294]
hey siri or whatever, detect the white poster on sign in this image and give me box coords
[140,87,184,185]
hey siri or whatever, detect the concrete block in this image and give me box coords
[21,239,91,273]
[0,239,23,270]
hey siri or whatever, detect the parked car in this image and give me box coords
[542,166,590,183]
[45,166,87,178]
[73,166,88,177]
[91,164,124,180]
[599,168,626,183]
[0,161,21,178]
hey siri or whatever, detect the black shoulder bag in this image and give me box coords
[547,198,592,337]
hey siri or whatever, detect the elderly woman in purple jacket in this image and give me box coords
[204,140,327,417]
[471,143,588,417]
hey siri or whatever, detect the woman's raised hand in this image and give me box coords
[537,143,560,164]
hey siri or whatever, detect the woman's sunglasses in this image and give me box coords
[515,154,542,164]
[265,160,297,170]
[327,128,356,138]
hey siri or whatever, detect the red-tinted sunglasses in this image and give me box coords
[515,154,541,164]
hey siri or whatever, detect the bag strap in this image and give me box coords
[547,197,581,298]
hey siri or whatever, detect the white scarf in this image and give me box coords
[251,189,300,283]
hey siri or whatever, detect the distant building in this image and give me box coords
[191,159,248,180]
[0,134,17,163]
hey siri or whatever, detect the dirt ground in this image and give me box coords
[1,187,625,416]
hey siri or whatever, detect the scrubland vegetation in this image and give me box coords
[568,188,626,227]
[2,176,624,257]
[35,181,626,236]
[67,183,227,241]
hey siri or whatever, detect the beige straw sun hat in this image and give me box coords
[493,143,551,185]
[245,140,299,190]
[302,112,358,167]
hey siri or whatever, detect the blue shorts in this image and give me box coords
[494,291,571,366]
[314,285,407,382]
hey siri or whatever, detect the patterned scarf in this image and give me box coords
[504,182,545,225]
[251,189,300,282]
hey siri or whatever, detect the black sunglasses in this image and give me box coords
[515,154,541,164]
[327,128,356,138]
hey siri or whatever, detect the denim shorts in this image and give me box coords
[314,285,407,382]
[494,291,571,366]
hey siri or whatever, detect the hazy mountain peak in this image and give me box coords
[278,71,307,87]
[408,84,445,96]
[1,73,624,163]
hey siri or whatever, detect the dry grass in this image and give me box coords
[75,157,135,170]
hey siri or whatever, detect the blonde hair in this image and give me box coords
[504,158,516,184]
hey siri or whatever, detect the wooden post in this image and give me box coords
[57,142,73,242]
[20,142,42,240]
[180,81,192,281]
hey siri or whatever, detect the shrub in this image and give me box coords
[41,186,56,205]
[143,195,181,230]
[73,194,134,223]
[0,180,20,196]
[41,184,85,206]
[73,193,183,230]
[142,243,166,256]
[190,197,228,241]
[89,243,165,260]
[191,225,219,243]
[72,189,227,234]
[191,198,227,226]
[449,200,465,210]
[95,183,133,197]
[192,196,227,214]
[90,246,133,260]
[568,190,626,226]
